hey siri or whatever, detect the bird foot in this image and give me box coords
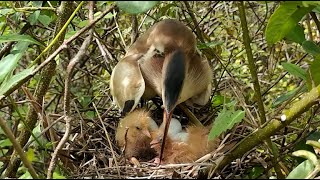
[129,157,141,167]
[154,157,161,165]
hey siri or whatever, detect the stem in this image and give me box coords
[0,117,38,179]
[209,85,320,177]
[30,1,84,66]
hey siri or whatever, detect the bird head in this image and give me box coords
[117,109,158,142]
[110,54,145,115]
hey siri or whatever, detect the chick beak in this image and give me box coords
[142,129,151,138]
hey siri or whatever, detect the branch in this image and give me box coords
[209,84,320,177]
[238,1,266,125]
[46,1,94,178]
[238,2,283,178]
[0,3,116,102]
[0,117,38,179]
[3,1,76,177]
[310,12,320,36]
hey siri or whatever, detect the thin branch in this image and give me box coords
[237,2,284,178]
[209,84,320,177]
[310,12,320,37]
[93,102,121,177]
[238,1,266,125]
[0,3,116,102]
[14,7,56,12]
[46,1,94,178]
[0,117,38,179]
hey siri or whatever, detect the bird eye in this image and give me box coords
[136,126,141,130]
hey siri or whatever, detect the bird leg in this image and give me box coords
[159,110,173,163]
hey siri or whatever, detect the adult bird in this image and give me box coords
[110,19,213,162]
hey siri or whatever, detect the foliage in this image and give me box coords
[0,0,320,179]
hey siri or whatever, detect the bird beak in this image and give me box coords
[121,100,135,116]
[142,129,151,138]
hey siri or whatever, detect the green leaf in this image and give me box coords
[292,150,319,166]
[0,139,12,147]
[285,24,306,44]
[197,41,224,50]
[27,10,40,25]
[53,172,66,179]
[211,95,231,107]
[208,108,245,140]
[78,20,89,28]
[0,34,44,47]
[0,8,14,16]
[281,62,307,80]
[0,66,35,96]
[26,148,35,162]
[117,1,159,14]
[38,14,52,27]
[302,40,320,57]
[11,41,31,54]
[19,171,32,179]
[272,86,307,108]
[85,111,95,119]
[302,1,320,7]
[0,53,24,84]
[286,160,314,179]
[265,2,315,44]
[248,166,264,179]
[309,57,320,86]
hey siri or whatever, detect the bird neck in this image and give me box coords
[162,48,186,112]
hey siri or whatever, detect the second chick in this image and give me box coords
[151,118,220,164]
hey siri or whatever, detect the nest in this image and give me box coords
[49,101,234,179]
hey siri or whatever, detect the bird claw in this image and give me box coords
[153,157,161,165]
[130,157,141,167]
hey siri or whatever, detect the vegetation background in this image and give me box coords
[0,1,320,179]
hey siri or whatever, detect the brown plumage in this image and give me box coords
[110,19,213,162]
[151,119,220,164]
[110,18,212,114]
[115,109,158,161]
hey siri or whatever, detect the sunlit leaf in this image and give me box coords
[0,139,12,147]
[53,172,66,179]
[292,150,318,166]
[19,171,32,179]
[286,160,314,179]
[197,41,224,50]
[0,8,14,16]
[266,2,315,44]
[0,66,35,96]
[0,53,24,84]
[26,148,35,162]
[208,107,245,140]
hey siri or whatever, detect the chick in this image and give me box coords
[151,118,220,164]
[115,109,159,162]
